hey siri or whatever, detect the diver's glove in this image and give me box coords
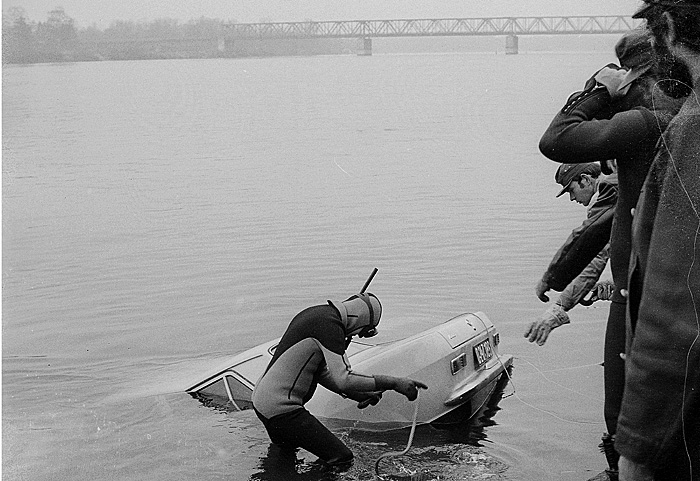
[374,375,428,401]
[356,392,382,409]
[524,304,570,346]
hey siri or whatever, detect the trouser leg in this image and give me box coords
[255,408,353,466]
[600,298,626,479]
[604,299,626,436]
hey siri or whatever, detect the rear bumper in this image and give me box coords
[444,354,513,407]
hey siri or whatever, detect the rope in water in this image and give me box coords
[374,389,421,477]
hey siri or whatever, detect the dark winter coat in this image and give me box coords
[616,92,700,474]
[539,75,680,301]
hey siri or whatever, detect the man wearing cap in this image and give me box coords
[537,26,685,480]
[252,293,427,468]
[532,162,617,304]
[525,162,617,347]
[616,2,700,480]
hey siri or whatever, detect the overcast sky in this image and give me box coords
[7,0,645,28]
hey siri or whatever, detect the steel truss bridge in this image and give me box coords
[224,16,642,39]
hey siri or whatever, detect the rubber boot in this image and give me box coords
[599,433,619,481]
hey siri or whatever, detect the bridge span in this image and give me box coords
[224,16,642,54]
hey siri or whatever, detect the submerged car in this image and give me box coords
[187,311,513,431]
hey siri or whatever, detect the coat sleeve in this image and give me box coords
[541,181,616,292]
[539,85,657,164]
[555,244,609,311]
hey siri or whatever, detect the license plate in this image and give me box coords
[473,339,493,368]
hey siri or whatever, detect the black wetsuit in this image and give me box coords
[252,304,376,465]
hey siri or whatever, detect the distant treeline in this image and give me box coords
[3,6,618,64]
[2,7,355,64]
[1,6,295,64]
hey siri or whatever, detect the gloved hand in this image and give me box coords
[589,280,616,302]
[374,375,428,401]
[535,278,551,303]
[594,65,630,99]
[579,280,616,306]
[524,304,570,346]
[356,392,382,409]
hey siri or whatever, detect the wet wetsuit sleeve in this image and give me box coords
[315,342,377,395]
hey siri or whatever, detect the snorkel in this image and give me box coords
[356,268,380,338]
[330,268,382,344]
[360,267,378,294]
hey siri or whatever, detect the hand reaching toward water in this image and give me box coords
[524,304,570,346]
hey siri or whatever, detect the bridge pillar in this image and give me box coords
[505,34,518,54]
[358,37,372,56]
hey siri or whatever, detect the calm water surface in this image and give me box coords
[4,50,620,480]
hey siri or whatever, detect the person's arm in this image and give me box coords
[316,346,376,394]
[556,244,609,310]
[317,373,382,407]
[539,75,658,163]
[316,342,427,400]
[526,246,609,345]
[538,199,615,294]
[527,247,609,345]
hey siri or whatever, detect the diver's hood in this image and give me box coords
[328,293,382,338]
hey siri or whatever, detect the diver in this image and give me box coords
[251,290,428,469]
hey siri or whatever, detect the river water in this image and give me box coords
[4,48,621,480]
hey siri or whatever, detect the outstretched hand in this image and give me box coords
[524,305,570,346]
[524,319,556,345]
